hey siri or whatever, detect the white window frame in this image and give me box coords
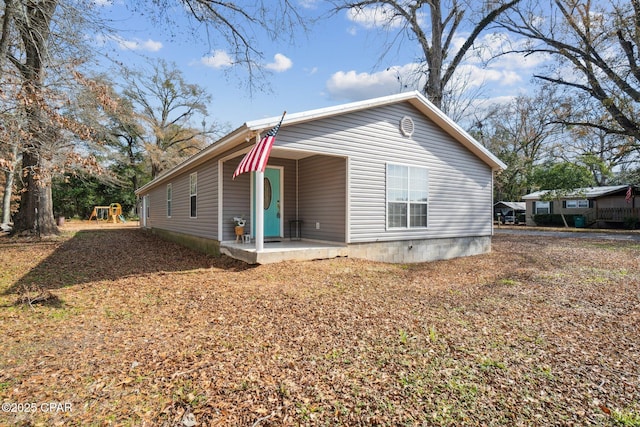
[189,173,197,218]
[144,195,150,220]
[535,201,550,214]
[166,183,172,218]
[386,163,429,229]
[566,199,588,208]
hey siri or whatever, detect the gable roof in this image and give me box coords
[136,91,506,195]
[522,185,633,200]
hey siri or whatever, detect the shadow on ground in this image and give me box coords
[2,228,252,295]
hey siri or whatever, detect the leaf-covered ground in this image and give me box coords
[0,222,639,426]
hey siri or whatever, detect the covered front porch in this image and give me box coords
[220,239,349,264]
[219,146,348,264]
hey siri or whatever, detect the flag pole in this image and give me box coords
[255,112,285,253]
[256,168,264,252]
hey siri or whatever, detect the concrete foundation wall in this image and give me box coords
[146,226,490,265]
[148,228,221,256]
[347,236,491,263]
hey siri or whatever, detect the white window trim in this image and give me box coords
[566,199,588,208]
[535,201,550,214]
[167,183,172,218]
[189,172,197,218]
[386,163,429,230]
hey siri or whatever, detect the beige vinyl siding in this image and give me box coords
[143,161,218,239]
[140,99,494,246]
[274,103,493,243]
[298,155,346,242]
[223,158,251,240]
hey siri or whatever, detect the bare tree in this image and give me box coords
[558,94,638,185]
[131,0,306,92]
[1,0,305,235]
[122,59,213,179]
[477,85,565,200]
[6,0,60,235]
[330,0,520,111]
[0,105,23,229]
[498,0,640,145]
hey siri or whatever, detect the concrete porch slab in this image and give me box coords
[220,239,348,264]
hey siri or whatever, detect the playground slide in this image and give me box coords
[118,215,126,223]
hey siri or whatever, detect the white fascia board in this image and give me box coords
[245,92,421,131]
[406,93,507,171]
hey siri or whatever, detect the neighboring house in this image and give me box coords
[522,185,639,227]
[135,91,506,264]
[494,201,526,224]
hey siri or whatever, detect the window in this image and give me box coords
[386,163,428,228]
[535,201,550,214]
[189,173,197,218]
[565,199,588,208]
[166,184,172,217]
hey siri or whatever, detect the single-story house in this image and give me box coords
[522,185,639,227]
[493,201,526,224]
[135,91,506,264]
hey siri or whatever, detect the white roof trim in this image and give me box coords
[136,91,506,195]
[494,201,526,210]
[522,185,632,200]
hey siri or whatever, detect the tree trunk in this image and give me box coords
[556,197,569,228]
[12,150,58,236]
[1,143,19,226]
[10,0,59,236]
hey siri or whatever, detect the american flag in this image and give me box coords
[233,112,286,180]
[626,185,633,204]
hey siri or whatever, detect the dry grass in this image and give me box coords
[0,221,639,426]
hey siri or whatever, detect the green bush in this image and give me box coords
[623,217,639,230]
[533,214,583,227]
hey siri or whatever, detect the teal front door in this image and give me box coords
[253,167,282,238]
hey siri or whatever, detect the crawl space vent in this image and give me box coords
[399,116,415,137]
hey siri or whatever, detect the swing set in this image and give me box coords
[89,203,126,223]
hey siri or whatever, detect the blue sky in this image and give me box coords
[92,0,547,132]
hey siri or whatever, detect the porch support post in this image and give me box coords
[255,169,264,252]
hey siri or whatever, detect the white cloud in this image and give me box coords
[265,53,293,72]
[305,66,318,75]
[325,57,531,104]
[326,65,421,101]
[201,50,234,69]
[298,0,321,8]
[457,32,549,71]
[454,63,522,90]
[346,5,407,30]
[111,35,162,52]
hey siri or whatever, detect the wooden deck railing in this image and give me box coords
[597,207,640,222]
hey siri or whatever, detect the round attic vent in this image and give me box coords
[400,116,415,137]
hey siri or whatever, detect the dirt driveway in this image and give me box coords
[496,226,640,241]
